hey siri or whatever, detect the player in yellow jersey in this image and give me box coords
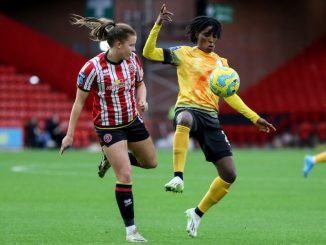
[304,151,326,177]
[143,4,276,238]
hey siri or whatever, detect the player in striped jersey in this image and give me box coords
[60,15,157,243]
[143,4,276,238]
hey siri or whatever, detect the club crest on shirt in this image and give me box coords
[129,64,135,73]
[103,134,112,143]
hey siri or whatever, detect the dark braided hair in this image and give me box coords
[186,16,222,43]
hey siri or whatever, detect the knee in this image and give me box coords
[117,172,132,183]
[176,111,193,128]
[226,172,237,184]
[177,119,191,128]
[143,158,157,169]
[220,169,237,184]
[216,157,237,183]
[115,166,132,183]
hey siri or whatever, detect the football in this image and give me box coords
[208,67,240,97]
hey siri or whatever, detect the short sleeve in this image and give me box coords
[162,46,182,65]
[134,54,144,82]
[77,61,97,91]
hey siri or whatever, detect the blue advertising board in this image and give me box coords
[0,128,23,149]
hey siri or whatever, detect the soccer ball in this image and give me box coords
[209,67,240,97]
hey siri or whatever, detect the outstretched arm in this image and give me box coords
[142,4,173,61]
[224,94,276,133]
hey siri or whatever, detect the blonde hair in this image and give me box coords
[70,14,136,47]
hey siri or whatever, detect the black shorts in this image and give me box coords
[96,116,150,147]
[174,108,233,163]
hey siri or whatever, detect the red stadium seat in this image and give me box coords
[316,122,326,142]
[0,65,93,148]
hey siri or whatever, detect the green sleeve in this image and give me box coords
[142,23,164,61]
[224,94,260,123]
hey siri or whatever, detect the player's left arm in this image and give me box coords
[134,53,148,112]
[136,81,148,112]
[224,94,276,133]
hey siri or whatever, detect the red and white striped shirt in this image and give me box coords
[77,51,144,127]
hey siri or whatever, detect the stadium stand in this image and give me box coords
[0,12,324,148]
[0,14,96,148]
[0,65,95,148]
[220,35,326,146]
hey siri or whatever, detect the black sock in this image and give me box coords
[195,207,204,218]
[115,184,134,227]
[103,151,141,167]
[174,171,183,180]
[128,152,141,167]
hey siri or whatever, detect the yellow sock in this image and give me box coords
[173,125,190,172]
[315,151,326,164]
[198,177,231,213]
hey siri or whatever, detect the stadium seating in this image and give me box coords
[220,35,326,146]
[0,65,95,148]
[316,122,326,143]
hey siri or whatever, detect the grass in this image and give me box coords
[1,148,326,244]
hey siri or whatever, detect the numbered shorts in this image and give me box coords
[174,108,233,163]
[96,116,150,147]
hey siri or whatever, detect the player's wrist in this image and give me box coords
[155,19,163,25]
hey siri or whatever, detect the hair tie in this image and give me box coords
[105,23,115,32]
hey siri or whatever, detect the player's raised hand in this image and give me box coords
[59,135,73,155]
[156,4,173,25]
[255,118,276,133]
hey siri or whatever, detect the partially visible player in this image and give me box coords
[60,14,157,243]
[304,151,326,177]
[143,4,276,238]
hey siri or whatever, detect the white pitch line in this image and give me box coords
[11,165,94,177]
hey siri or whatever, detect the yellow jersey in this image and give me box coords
[143,23,260,123]
[163,45,228,112]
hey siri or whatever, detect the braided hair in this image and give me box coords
[70,14,136,47]
[186,16,222,43]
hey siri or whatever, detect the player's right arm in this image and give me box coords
[60,62,96,155]
[142,4,173,61]
[60,88,89,155]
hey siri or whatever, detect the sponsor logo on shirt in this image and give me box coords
[77,72,86,86]
[102,69,109,75]
[105,79,134,91]
[170,46,181,52]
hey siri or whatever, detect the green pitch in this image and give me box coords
[1,148,326,244]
